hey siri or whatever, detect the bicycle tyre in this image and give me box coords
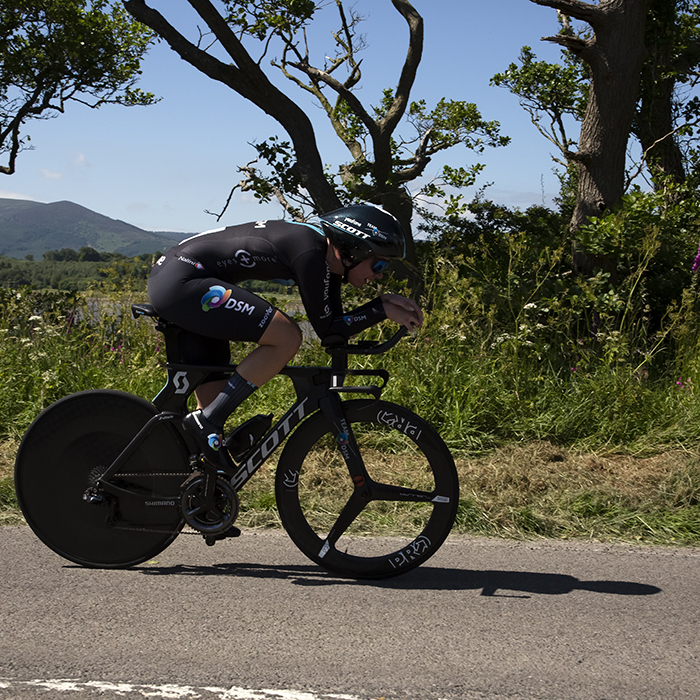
[275,399,459,579]
[15,390,190,568]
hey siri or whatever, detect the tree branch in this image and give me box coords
[122,0,340,212]
[542,33,589,56]
[528,0,603,27]
[287,59,378,138]
[208,161,306,222]
[379,0,423,136]
[123,1,239,86]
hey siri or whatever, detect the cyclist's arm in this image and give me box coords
[380,293,423,331]
[293,250,387,340]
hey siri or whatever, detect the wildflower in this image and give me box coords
[524,303,537,310]
[692,241,700,272]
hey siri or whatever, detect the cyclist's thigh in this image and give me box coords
[149,266,276,343]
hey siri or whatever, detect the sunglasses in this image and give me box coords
[371,258,389,274]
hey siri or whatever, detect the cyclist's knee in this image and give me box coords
[262,311,303,355]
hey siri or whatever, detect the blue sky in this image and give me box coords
[0,0,567,234]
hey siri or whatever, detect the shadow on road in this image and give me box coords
[133,561,662,598]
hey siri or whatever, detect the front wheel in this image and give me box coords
[275,400,459,579]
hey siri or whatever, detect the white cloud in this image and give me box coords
[0,190,42,201]
[41,168,63,180]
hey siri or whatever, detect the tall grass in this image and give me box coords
[1,235,699,542]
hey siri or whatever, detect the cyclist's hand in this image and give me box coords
[380,294,423,331]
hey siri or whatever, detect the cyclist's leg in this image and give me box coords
[148,267,302,458]
[195,379,229,409]
[235,310,303,387]
[177,330,233,409]
[185,310,302,408]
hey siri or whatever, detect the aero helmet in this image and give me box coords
[319,204,406,266]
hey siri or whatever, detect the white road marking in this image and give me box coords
[0,679,365,700]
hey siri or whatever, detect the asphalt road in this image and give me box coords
[1,525,698,700]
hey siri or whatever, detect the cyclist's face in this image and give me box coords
[347,256,387,288]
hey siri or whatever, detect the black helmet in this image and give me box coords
[319,204,406,266]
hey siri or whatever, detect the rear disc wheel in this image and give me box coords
[15,390,190,568]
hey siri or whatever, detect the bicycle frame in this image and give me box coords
[96,357,389,500]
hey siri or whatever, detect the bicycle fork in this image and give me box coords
[317,392,373,554]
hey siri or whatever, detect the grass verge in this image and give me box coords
[3,439,697,545]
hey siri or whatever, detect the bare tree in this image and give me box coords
[121,0,507,263]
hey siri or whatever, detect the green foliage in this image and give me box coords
[407,189,700,452]
[3,190,700,542]
[409,97,511,152]
[578,181,700,318]
[491,45,588,121]
[224,0,316,41]
[0,286,164,438]
[0,250,158,291]
[491,45,587,164]
[0,0,156,172]
[2,185,699,455]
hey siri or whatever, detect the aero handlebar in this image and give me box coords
[323,326,409,356]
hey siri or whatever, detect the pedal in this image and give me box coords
[82,488,107,506]
[204,526,242,546]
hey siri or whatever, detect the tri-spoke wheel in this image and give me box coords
[275,400,459,579]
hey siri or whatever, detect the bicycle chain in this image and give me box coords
[110,472,236,538]
[114,473,192,478]
[113,524,198,535]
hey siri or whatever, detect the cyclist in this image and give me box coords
[147,204,423,470]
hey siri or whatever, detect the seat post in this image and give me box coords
[329,349,349,388]
[132,303,184,363]
[155,319,184,364]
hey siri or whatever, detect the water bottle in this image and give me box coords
[225,413,273,461]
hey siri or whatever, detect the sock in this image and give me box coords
[200,371,258,427]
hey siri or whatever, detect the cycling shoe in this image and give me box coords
[182,410,235,471]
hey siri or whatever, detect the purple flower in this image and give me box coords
[692,242,700,272]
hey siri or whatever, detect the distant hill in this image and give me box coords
[0,198,189,259]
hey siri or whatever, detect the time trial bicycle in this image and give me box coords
[15,303,459,579]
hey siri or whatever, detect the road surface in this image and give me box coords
[1,525,698,699]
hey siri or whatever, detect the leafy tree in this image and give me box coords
[0,0,157,175]
[491,45,587,170]
[122,0,508,262]
[494,0,700,281]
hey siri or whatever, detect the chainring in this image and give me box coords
[179,472,239,535]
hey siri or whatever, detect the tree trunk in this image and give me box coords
[123,0,341,214]
[531,0,652,275]
[635,0,686,186]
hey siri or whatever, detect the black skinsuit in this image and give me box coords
[147,219,386,366]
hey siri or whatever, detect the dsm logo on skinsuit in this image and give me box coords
[201,285,232,312]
